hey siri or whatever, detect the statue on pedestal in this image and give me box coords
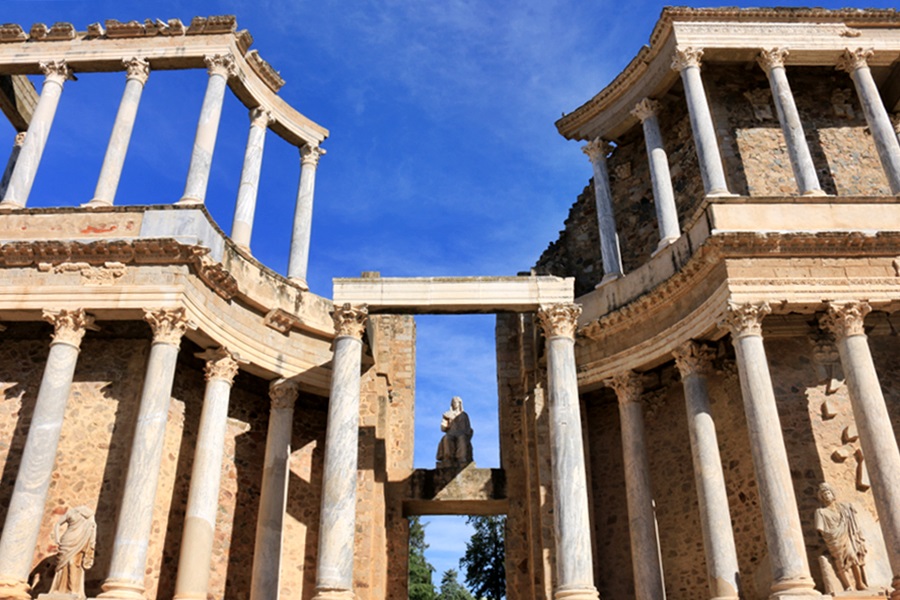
[47,506,96,599]
[815,482,868,592]
[436,396,473,467]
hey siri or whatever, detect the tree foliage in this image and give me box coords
[409,516,437,600]
[438,569,474,600]
[459,515,506,599]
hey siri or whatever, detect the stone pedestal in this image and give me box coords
[287,145,325,290]
[632,98,680,248]
[582,139,624,283]
[231,108,273,252]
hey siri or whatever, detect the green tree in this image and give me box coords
[438,569,474,600]
[459,515,506,599]
[408,516,437,600]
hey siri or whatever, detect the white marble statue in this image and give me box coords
[48,506,96,599]
[436,396,473,467]
[815,482,868,592]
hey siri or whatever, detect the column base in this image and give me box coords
[288,276,309,291]
[801,189,829,197]
[311,588,354,600]
[176,197,203,205]
[769,576,821,598]
[83,199,113,208]
[553,585,600,600]
[0,200,23,211]
[705,190,739,198]
[652,236,679,256]
[0,576,31,600]
[172,593,206,600]
[595,272,621,289]
[94,579,146,600]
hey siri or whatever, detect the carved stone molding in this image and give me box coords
[581,137,612,163]
[264,308,301,334]
[820,300,871,339]
[269,377,299,410]
[723,302,771,339]
[38,261,127,285]
[332,303,368,339]
[204,53,237,78]
[144,307,191,347]
[39,60,72,85]
[604,371,643,405]
[123,57,150,84]
[14,132,26,147]
[196,347,240,384]
[631,98,660,123]
[246,49,286,93]
[300,144,326,167]
[43,308,99,347]
[31,22,76,42]
[0,24,27,43]
[672,340,716,378]
[537,303,582,340]
[757,47,789,72]
[836,48,874,73]
[188,16,237,36]
[671,47,703,72]
[249,107,274,129]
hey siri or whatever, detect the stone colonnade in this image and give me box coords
[581,44,900,283]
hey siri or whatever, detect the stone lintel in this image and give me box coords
[403,466,507,516]
[333,276,574,314]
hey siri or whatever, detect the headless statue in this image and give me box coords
[48,506,96,599]
[815,482,868,592]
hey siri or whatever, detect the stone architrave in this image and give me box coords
[0,61,71,209]
[671,47,732,197]
[179,54,236,205]
[723,302,820,598]
[604,371,665,600]
[0,309,97,600]
[757,48,824,196]
[631,98,680,248]
[536,303,600,600]
[673,341,740,600]
[231,107,274,252]
[99,308,190,600]
[287,144,325,290]
[581,138,624,283]
[837,49,900,194]
[249,378,300,600]
[87,58,150,207]
[820,301,900,600]
[173,348,240,600]
[0,132,26,201]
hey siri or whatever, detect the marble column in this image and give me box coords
[671,48,732,197]
[673,341,740,600]
[536,303,600,600]
[86,58,150,207]
[757,48,824,196]
[287,144,325,290]
[820,301,900,600]
[631,98,681,249]
[179,54,235,205]
[173,348,240,600]
[0,132,26,201]
[99,308,190,600]
[838,48,900,194]
[0,61,70,209]
[313,304,368,600]
[723,302,819,598]
[605,371,665,600]
[249,378,299,600]
[231,108,273,253]
[0,310,97,600]
[581,139,624,284]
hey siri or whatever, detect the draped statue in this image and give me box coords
[436,396,473,467]
[48,506,96,599]
[815,482,868,592]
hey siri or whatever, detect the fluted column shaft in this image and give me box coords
[179,55,234,205]
[672,48,731,197]
[0,310,96,600]
[0,61,70,209]
[724,303,819,598]
[100,308,189,600]
[0,133,26,201]
[313,304,367,600]
[821,302,900,600]
[581,139,624,283]
[606,372,664,600]
[674,342,740,600]
[537,304,599,600]
[249,379,298,600]
[231,108,273,252]
[287,145,325,289]
[174,349,239,600]
[757,49,823,196]
[632,99,680,248]
[88,59,150,207]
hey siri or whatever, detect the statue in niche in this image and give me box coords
[48,506,96,599]
[815,482,868,592]
[436,396,473,467]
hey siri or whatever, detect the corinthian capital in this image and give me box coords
[819,301,871,340]
[604,371,643,405]
[204,53,237,78]
[300,144,326,167]
[332,303,368,338]
[39,60,72,85]
[631,98,660,123]
[671,47,703,72]
[837,48,874,73]
[722,301,771,339]
[43,308,99,347]
[672,340,716,378]
[269,377,299,410]
[757,47,789,72]
[249,107,274,129]
[537,303,582,339]
[144,307,191,347]
[14,132,26,147]
[196,347,240,384]
[123,57,150,84]
[581,138,612,163]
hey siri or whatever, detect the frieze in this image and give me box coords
[676,21,864,39]
[37,261,127,285]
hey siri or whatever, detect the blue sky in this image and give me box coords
[4,0,895,589]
